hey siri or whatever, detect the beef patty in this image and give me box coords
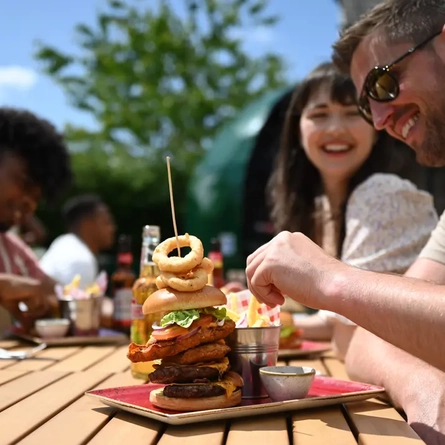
[163,383,226,398]
[149,365,220,384]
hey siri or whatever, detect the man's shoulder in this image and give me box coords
[41,233,94,265]
[47,234,91,254]
[48,233,78,247]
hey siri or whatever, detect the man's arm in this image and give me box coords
[342,255,445,371]
[345,328,445,443]
[405,257,445,283]
[329,266,445,371]
[246,231,445,371]
[345,257,445,441]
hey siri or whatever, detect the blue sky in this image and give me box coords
[0,0,341,130]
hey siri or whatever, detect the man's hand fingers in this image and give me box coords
[246,240,271,266]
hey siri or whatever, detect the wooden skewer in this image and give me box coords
[166,156,181,257]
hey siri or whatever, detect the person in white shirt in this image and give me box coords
[40,194,116,288]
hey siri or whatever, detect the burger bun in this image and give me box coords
[149,388,242,412]
[279,311,295,327]
[143,285,227,315]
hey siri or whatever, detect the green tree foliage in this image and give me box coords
[34,0,286,263]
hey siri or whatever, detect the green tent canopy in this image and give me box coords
[186,86,292,273]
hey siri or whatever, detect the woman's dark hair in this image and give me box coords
[268,61,419,256]
[0,107,72,203]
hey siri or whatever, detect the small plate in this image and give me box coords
[278,340,331,358]
[12,328,128,346]
[86,376,385,425]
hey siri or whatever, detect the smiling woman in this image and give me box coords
[267,61,438,359]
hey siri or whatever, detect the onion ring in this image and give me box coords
[153,234,204,273]
[200,257,214,274]
[156,275,167,289]
[160,266,208,292]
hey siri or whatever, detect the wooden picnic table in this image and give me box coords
[0,339,425,445]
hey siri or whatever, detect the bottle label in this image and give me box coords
[131,301,144,320]
[118,253,133,264]
[209,252,223,269]
[113,289,133,322]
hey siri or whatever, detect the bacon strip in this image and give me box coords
[127,320,235,363]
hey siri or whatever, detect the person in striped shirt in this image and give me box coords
[0,108,72,332]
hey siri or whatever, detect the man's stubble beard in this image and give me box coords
[416,110,445,167]
[415,56,445,167]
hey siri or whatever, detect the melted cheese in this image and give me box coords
[211,377,237,398]
[196,357,229,374]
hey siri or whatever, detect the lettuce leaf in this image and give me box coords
[160,306,228,328]
[160,310,200,328]
[280,325,296,339]
[201,306,227,320]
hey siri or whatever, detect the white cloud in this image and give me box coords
[0,66,38,92]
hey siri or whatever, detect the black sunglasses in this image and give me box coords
[358,30,442,125]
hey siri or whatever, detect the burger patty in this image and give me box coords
[149,365,220,384]
[128,319,236,362]
[163,384,226,398]
[161,341,230,366]
[279,335,302,350]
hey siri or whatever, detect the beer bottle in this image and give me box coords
[208,238,225,288]
[130,225,163,380]
[111,234,136,334]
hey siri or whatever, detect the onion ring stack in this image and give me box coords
[153,234,214,292]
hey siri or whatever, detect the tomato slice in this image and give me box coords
[151,314,214,341]
[152,325,188,341]
[151,314,213,341]
[190,314,213,330]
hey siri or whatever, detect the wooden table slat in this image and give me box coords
[227,415,289,445]
[323,357,351,380]
[0,369,27,386]
[0,339,19,349]
[0,371,109,445]
[0,370,69,412]
[18,371,140,445]
[48,346,116,372]
[87,411,162,445]
[160,422,226,445]
[87,345,130,373]
[0,340,425,445]
[291,407,357,444]
[5,346,81,372]
[345,400,425,444]
[0,358,16,369]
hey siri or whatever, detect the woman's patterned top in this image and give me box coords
[320,173,438,325]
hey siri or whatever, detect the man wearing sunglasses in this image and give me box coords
[246,1,445,441]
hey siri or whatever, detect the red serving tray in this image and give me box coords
[86,376,385,425]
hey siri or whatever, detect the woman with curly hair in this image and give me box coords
[0,107,73,331]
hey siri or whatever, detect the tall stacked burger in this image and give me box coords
[127,234,243,411]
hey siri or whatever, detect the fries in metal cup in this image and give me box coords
[222,290,281,398]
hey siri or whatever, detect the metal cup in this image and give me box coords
[227,325,281,398]
[58,296,103,336]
